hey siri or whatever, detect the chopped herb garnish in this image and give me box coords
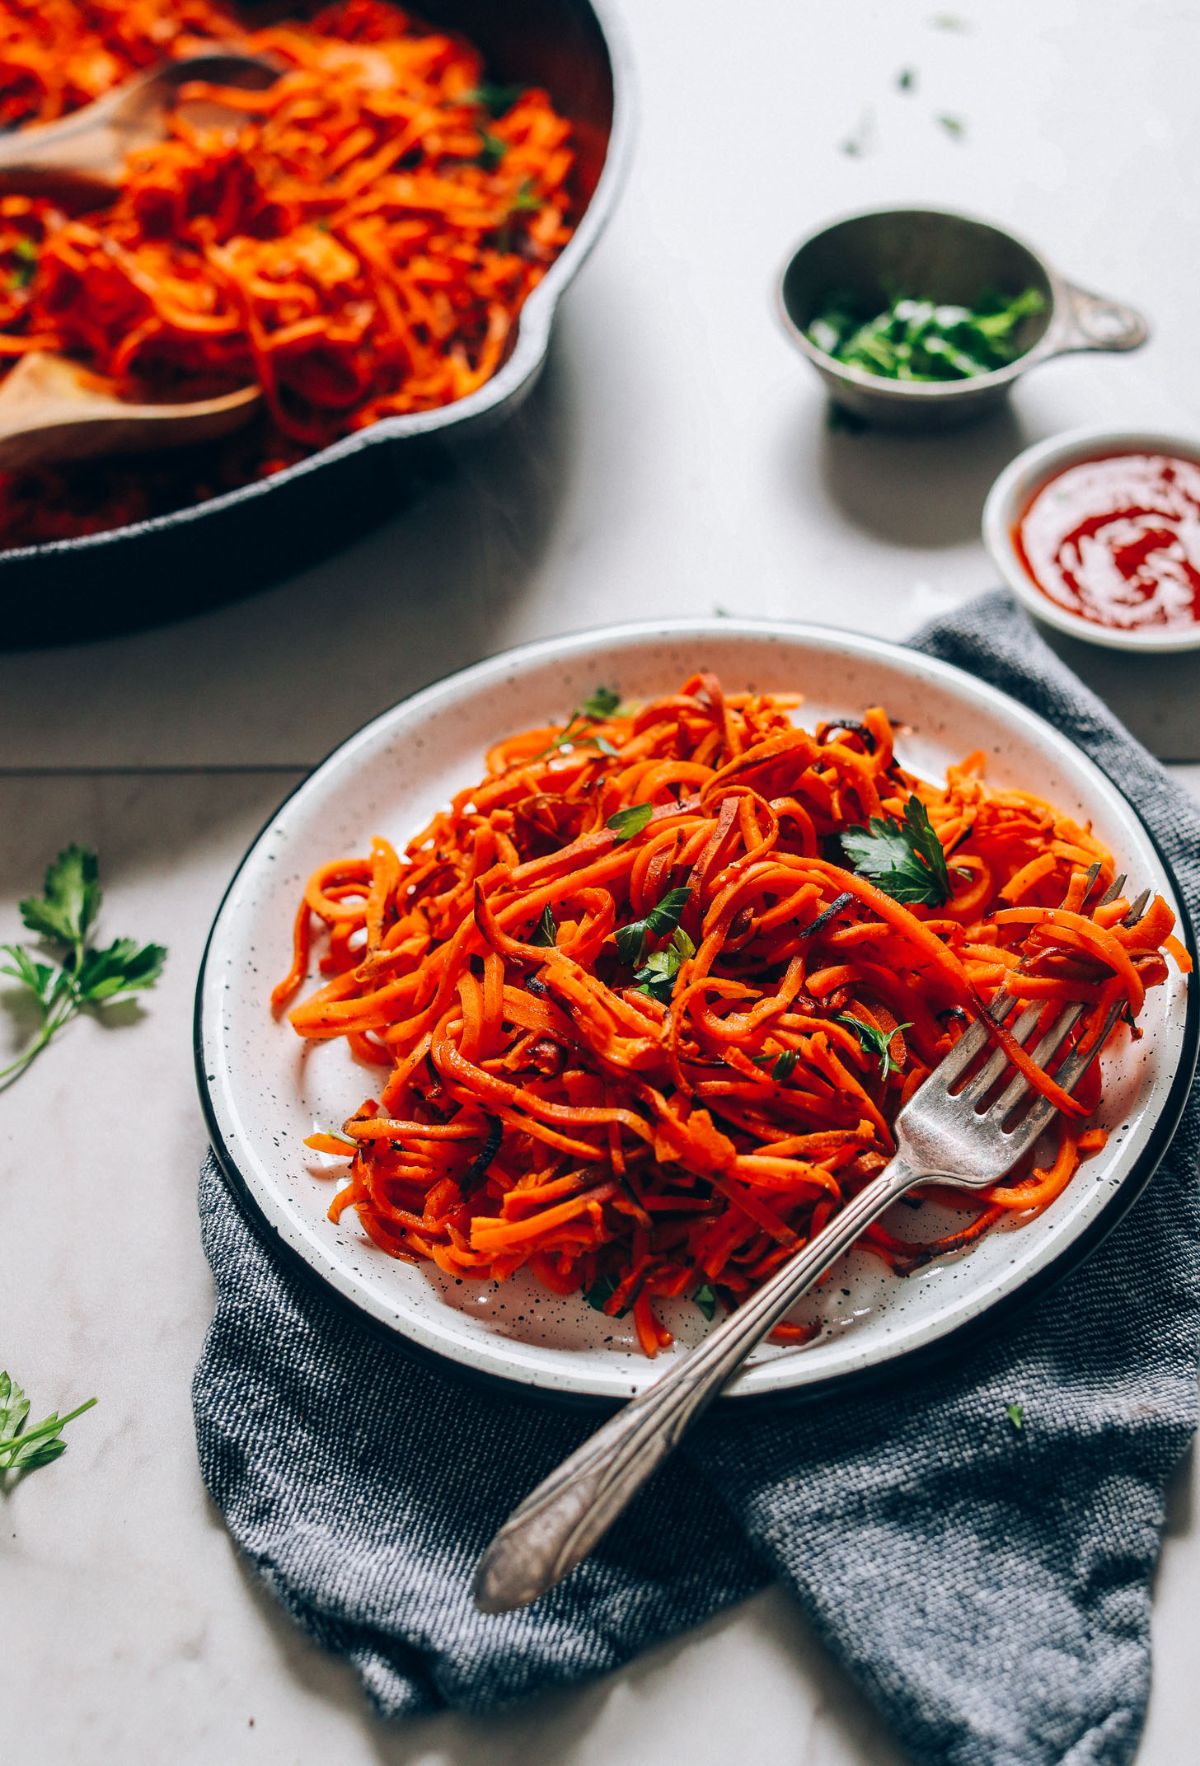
[633,926,695,1003]
[464,80,527,117]
[839,108,876,157]
[806,286,1044,382]
[314,1126,358,1150]
[896,67,917,91]
[772,1048,798,1082]
[1,845,166,1088]
[1005,1401,1024,1431]
[584,1273,628,1316]
[537,685,621,759]
[581,685,620,719]
[529,904,558,947]
[476,127,508,170]
[10,237,37,289]
[936,113,966,140]
[614,885,691,967]
[929,12,970,30]
[607,802,654,843]
[836,1014,912,1078]
[694,1283,718,1321]
[509,176,543,213]
[0,1372,96,1478]
[842,796,953,906]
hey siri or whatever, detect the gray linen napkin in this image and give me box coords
[194,590,1200,1763]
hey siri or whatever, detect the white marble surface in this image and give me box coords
[2,1,1199,1760]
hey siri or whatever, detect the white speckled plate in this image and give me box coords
[196,621,1196,1404]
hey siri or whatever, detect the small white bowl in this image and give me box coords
[982,426,1200,653]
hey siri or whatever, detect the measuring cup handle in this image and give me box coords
[1052,280,1150,354]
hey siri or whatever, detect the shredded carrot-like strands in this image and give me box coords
[0,0,578,543]
[275,674,1189,1353]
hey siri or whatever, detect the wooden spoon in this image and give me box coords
[0,351,261,473]
[0,52,280,205]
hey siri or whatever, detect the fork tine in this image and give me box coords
[1009,996,1125,1148]
[993,883,1145,1143]
[989,1001,1087,1125]
[956,1003,1043,1103]
[1124,887,1150,924]
[935,874,1143,1101]
[935,984,1016,1083]
[1098,871,1127,907]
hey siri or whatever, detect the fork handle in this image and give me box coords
[473,1153,925,1612]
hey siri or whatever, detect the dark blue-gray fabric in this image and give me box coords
[194,590,1200,1763]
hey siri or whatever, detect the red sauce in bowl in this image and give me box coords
[1013,451,1200,632]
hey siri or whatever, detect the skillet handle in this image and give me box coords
[1052,280,1150,355]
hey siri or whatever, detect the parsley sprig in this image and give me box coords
[529,904,558,948]
[476,126,508,171]
[0,1372,96,1478]
[1,845,166,1088]
[538,685,621,760]
[837,1014,913,1078]
[613,885,690,967]
[632,927,695,1003]
[842,796,954,906]
[584,1273,627,1315]
[464,80,527,117]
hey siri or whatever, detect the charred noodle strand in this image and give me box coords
[277,673,1188,1353]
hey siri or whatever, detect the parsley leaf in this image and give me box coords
[836,1014,913,1078]
[607,802,654,843]
[0,1372,96,1478]
[613,885,691,967]
[1005,1401,1024,1431]
[842,796,953,906]
[529,905,558,948]
[2,846,166,1088]
[694,1283,718,1321]
[463,80,527,117]
[633,927,695,1003]
[508,176,543,214]
[20,844,100,962]
[476,127,508,170]
[583,1273,628,1316]
[537,685,621,759]
[807,285,1041,382]
[772,1048,798,1082]
[581,685,620,719]
[10,237,37,289]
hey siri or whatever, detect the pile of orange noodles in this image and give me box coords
[273,674,1190,1357]
[0,0,577,543]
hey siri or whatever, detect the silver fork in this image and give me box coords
[473,878,1148,1614]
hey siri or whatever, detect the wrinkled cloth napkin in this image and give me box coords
[194,591,1200,1765]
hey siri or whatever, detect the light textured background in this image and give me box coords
[1,2,1198,1761]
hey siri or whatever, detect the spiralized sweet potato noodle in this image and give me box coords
[274,674,1188,1358]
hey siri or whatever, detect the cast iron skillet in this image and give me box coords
[0,0,633,647]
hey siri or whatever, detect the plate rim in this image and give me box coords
[194,615,1199,1409]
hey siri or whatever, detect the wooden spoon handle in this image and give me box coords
[0,88,137,197]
